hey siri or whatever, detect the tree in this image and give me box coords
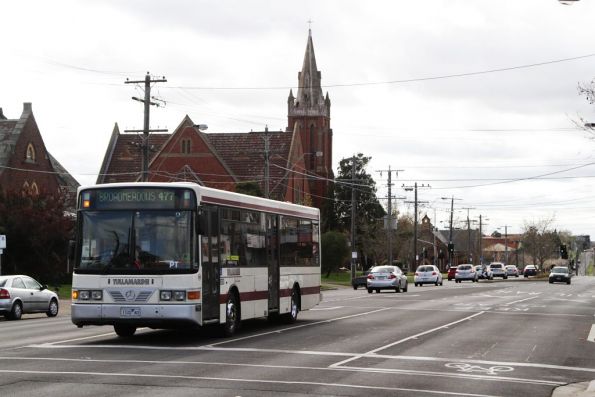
[0,189,73,283]
[235,182,264,197]
[332,154,386,264]
[321,231,349,277]
[521,218,561,269]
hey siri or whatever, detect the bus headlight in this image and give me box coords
[160,290,172,301]
[91,290,103,300]
[79,290,91,300]
[173,291,185,301]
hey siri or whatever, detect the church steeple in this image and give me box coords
[288,29,329,119]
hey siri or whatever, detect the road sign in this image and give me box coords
[0,235,5,249]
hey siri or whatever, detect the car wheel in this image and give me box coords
[504,276,508,280]
[567,280,571,285]
[46,299,59,317]
[549,280,553,284]
[435,280,439,286]
[440,279,444,286]
[353,285,358,290]
[367,288,373,293]
[114,324,136,337]
[403,281,408,292]
[395,282,401,293]
[376,289,380,293]
[224,292,241,336]
[9,301,23,320]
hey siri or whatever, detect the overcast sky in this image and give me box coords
[2,0,595,238]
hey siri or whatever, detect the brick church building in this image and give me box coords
[97,30,333,210]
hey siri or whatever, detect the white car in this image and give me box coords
[489,262,508,279]
[455,264,478,283]
[414,265,443,287]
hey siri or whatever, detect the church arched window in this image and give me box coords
[26,143,36,162]
[31,182,39,195]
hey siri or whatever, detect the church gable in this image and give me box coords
[148,124,237,190]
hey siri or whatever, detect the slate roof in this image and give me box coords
[96,124,170,184]
[207,130,293,199]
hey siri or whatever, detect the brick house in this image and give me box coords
[0,103,79,198]
[97,30,332,209]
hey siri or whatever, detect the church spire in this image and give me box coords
[289,29,329,118]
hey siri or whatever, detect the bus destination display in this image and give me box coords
[80,188,195,210]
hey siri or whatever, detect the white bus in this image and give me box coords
[70,182,321,337]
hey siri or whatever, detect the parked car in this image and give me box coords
[447,266,458,281]
[352,268,372,290]
[476,265,493,280]
[489,262,508,279]
[414,265,443,287]
[505,265,519,278]
[523,265,537,277]
[455,264,478,283]
[0,275,59,320]
[367,265,408,293]
[549,266,571,284]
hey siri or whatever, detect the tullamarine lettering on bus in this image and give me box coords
[112,278,151,286]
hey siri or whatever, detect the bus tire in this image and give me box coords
[282,287,299,324]
[223,292,240,337]
[114,324,136,337]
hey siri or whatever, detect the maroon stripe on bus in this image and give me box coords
[218,286,320,304]
[201,195,318,220]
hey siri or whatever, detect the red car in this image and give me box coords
[447,266,458,281]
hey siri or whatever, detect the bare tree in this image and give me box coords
[521,218,561,270]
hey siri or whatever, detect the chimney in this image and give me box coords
[23,102,32,113]
[0,108,6,120]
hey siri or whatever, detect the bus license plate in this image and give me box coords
[120,307,141,317]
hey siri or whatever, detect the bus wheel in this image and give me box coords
[114,324,136,337]
[283,287,299,324]
[224,292,240,337]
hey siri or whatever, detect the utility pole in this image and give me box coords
[441,196,462,267]
[404,183,429,270]
[462,207,475,263]
[500,225,511,265]
[350,156,357,283]
[125,72,168,182]
[376,166,404,267]
[263,125,270,198]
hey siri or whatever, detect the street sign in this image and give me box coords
[0,235,5,249]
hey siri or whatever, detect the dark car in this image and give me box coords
[352,268,371,290]
[523,265,537,277]
[549,266,571,284]
[447,266,458,281]
[0,275,59,320]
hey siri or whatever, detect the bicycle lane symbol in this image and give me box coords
[445,362,515,376]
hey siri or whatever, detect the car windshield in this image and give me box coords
[77,210,195,274]
[459,265,471,270]
[417,266,432,272]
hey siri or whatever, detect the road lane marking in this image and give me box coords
[502,295,540,306]
[588,324,595,343]
[330,311,485,368]
[311,306,343,311]
[0,369,504,397]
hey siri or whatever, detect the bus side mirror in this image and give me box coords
[68,240,76,263]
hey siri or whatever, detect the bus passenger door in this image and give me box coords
[267,214,279,313]
[201,207,220,322]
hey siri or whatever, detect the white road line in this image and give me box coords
[208,307,391,346]
[588,324,595,343]
[310,306,343,311]
[0,369,502,397]
[502,295,540,306]
[330,311,485,368]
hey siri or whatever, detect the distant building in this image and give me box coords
[97,30,333,210]
[0,103,79,199]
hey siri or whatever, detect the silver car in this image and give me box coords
[414,265,443,287]
[489,262,508,279]
[0,275,59,320]
[367,265,408,293]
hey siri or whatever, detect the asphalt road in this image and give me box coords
[1,276,594,396]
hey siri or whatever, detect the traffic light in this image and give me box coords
[560,244,568,259]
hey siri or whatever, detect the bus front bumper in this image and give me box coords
[71,303,203,328]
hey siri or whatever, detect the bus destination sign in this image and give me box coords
[81,188,195,210]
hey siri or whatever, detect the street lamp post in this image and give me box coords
[441,196,462,267]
